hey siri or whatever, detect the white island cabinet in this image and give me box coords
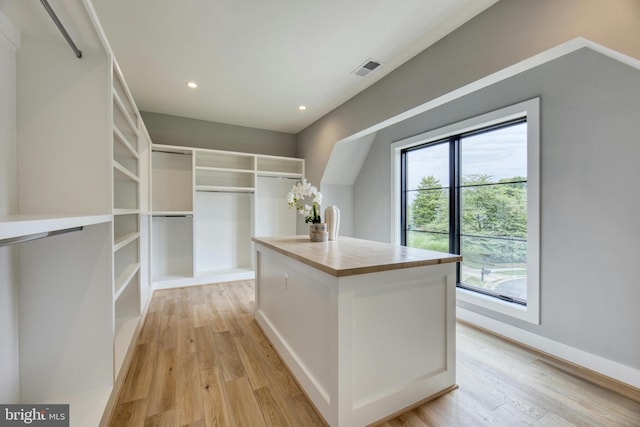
[252,236,460,426]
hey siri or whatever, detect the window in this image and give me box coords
[392,99,539,323]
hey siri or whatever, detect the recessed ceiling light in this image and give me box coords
[298,105,307,111]
[187,81,198,89]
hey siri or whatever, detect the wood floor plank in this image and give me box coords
[110,398,148,426]
[189,285,206,305]
[175,351,205,426]
[145,347,176,418]
[147,294,166,314]
[284,394,328,427]
[225,281,254,314]
[234,336,269,390]
[195,325,217,370]
[212,330,246,381]
[457,345,592,426]
[534,412,576,427]
[208,285,244,338]
[225,377,267,427]
[108,281,640,427]
[234,323,301,398]
[158,313,178,350]
[162,292,178,316]
[143,410,175,427]
[206,284,234,313]
[532,359,640,426]
[200,367,234,427]
[193,303,211,329]
[138,311,161,345]
[119,343,157,403]
[177,316,198,356]
[178,288,193,320]
[253,387,294,427]
[207,298,231,333]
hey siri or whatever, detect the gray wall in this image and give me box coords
[298,0,640,187]
[142,111,298,157]
[353,48,640,370]
[317,184,354,237]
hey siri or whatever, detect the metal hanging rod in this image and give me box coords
[256,175,301,181]
[40,0,82,59]
[152,149,192,156]
[0,226,83,248]
[152,214,194,218]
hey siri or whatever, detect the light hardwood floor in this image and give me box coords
[108,281,640,427]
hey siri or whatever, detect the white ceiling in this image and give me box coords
[4,0,499,134]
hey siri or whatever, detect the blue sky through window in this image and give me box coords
[406,122,527,191]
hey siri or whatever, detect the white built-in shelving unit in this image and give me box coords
[0,1,151,425]
[195,149,256,192]
[2,1,300,423]
[151,144,303,288]
[111,61,150,378]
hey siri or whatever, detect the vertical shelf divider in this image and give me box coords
[111,59,144,380]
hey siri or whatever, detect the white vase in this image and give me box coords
[324,205,340,241]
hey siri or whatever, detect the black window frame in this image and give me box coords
[400,117,528,305]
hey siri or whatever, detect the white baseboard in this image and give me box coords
[152,269,255,290]
[457,307,640,389]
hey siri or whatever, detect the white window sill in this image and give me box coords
[456,286,539,324]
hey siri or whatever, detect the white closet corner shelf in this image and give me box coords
[0,214,112,243]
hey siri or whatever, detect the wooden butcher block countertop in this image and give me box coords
[252,235,461,277]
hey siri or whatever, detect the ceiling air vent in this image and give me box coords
[353,59,382,77]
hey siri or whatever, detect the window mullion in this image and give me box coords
[400,149,407,246]
[450,136,461,282]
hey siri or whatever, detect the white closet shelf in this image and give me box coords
[114,209,140,216]
[113,92,138,133]
[113,127,139,160]
[113,160,140,182]
[114,263,140,300]
[195,166,255,173]
[43,387,112,427]
[114,315,140,376]
[113,123,137,152]
[113,232,140,252]
[0,214,112,241]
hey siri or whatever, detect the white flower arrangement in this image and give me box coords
[287,178,323,223]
